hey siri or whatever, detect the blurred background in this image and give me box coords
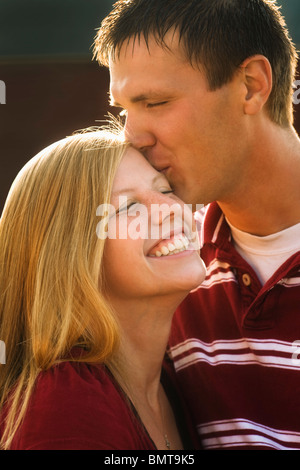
[0,0,300,212]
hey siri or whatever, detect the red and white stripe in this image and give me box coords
[195,258,237,290]
[278,276,300,288]
[169,338,300,371]
[198,418,300,450]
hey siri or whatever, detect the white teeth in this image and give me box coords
[161,246,169,255]
[179,235,189,247]
[174,238,184,249]
[151,233,190,258]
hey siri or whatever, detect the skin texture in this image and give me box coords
[102,147,206,450]
[103,146,206,306]
[109,32,300,235]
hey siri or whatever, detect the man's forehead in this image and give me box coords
[109,30,187,67]
[109,34,191,100]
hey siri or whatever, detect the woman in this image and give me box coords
[0,128,206,450]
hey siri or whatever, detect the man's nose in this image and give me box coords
[124,112,156,153]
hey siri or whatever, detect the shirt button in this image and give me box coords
[242,273,251,286]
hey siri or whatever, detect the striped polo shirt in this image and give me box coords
[169,202,300,450]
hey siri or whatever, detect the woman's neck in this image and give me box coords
[114,295,179,396]
[110,296,184,450]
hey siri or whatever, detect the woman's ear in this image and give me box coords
[240,55,273,116]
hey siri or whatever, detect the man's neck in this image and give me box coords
[218,124,300,236]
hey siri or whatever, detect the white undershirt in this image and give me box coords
[226,219,300,285]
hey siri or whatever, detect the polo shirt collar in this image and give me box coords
[201,202,231,247]
[200,201,300,283]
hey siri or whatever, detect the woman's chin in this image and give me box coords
[165,256,207,295]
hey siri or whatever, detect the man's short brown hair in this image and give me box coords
[94,0,298,127]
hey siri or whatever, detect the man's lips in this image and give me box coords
[159,166,170,173]
[145,158,171,174]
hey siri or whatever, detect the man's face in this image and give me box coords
[109,32,249,207]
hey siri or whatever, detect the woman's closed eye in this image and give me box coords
[117,199,141,215]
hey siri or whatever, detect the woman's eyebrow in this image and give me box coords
[113,187,136,196]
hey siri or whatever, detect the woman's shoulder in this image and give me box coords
[34,360,117,405]
[12,360,153,450]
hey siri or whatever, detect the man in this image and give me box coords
[94,0,300,449]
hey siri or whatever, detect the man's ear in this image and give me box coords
[240,55,273,116]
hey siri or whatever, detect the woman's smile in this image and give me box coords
[147,232,190,257]
[103,146,206,302]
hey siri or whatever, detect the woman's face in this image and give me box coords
[102,147,206,302]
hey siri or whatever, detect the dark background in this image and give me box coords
[0,0,300,213]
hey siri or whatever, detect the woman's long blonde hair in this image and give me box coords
[0,128,128,449]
